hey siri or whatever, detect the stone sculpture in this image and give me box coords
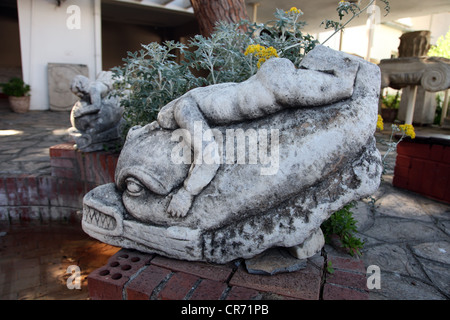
[82,45,382,264]
[380,56,450,92]
[379,30,450,125]
[398,30,431,58]
[68,71,124,152]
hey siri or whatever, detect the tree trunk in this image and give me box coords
[190,0,249,37]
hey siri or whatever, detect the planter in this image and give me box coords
[8,96,30,113]
[393,135,450,204]
[381,108,398,123]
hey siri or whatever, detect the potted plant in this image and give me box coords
[1,77,31,113]
[380,90,400,123]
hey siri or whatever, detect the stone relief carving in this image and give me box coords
[68,71,124,152]
[82,45,382,264]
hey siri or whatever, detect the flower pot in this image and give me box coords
[381,108,398,123]
[8,96,30,113]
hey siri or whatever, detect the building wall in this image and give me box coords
[102,21,162,71]
[17,0,98,110]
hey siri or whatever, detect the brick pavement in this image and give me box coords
[87,247,370,300]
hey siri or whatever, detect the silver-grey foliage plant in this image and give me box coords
[111,1,389,132]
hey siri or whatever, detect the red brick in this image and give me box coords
[0,178,7,206]
[411,143,431,159]
[322,283,369,300]
[84,181,98,194]
[158,272,199,300]
[14,177,29,206]
[408,158,425,193]
[126,265,172,300]
[189,279,227,300]
[226,286,261,300]
[327,256,366,274]
[151,255,234,282]
[88,267,129,300]
[421,162,438,197]
[0,207,8,221]
[37,176,57,206]
[16,207,40,222]
[88,249,153,300]
[92,153,103,185]
[83,153,95,183]
[51,167,76,180]
[75,152,86,182]
[396,141,416,157]
[395,155,411,169]
[107,154,119,182]
[430,163,450,201]
[49,143,76,158]
[430,145,444,162]
[228,263,321,300]
[5,177,18,206]
[26,178,40,206]
[50,158,75,171]
[397,141,430,159]
[393,164,410,181]
[443,146,450,164]
[445,179,450,204]
[326,270,367,290]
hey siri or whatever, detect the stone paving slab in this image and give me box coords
[355,175,450,300]
[0,101,72,177]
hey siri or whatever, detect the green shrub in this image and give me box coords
[321,202,365,257]
[1,78,31,97]
[110,8,317,131]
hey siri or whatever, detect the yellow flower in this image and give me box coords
[376,114,384,131]
[398,124,416,139]
[244,44,263,56]
[286,7,303,14]
[245,44,279,68]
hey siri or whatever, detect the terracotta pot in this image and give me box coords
[8,96,30,113]
[381,108,398,123]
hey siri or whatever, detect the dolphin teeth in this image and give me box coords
[83,205,117,230]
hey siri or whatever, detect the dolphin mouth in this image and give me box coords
[83,204,117,230]
[81,183,204,260]
[82,183,124,237]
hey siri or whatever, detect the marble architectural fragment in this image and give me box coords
[48,63,89,111]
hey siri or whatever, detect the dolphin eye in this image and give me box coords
[125,177,144,197]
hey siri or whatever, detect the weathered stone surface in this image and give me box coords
[288,228,324,260]
[68,71,124,152]
[398,30,431,58]
[412,241,450,265]
[379,56,450,92]
[82,45,382,263]
[245,247,307,275]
